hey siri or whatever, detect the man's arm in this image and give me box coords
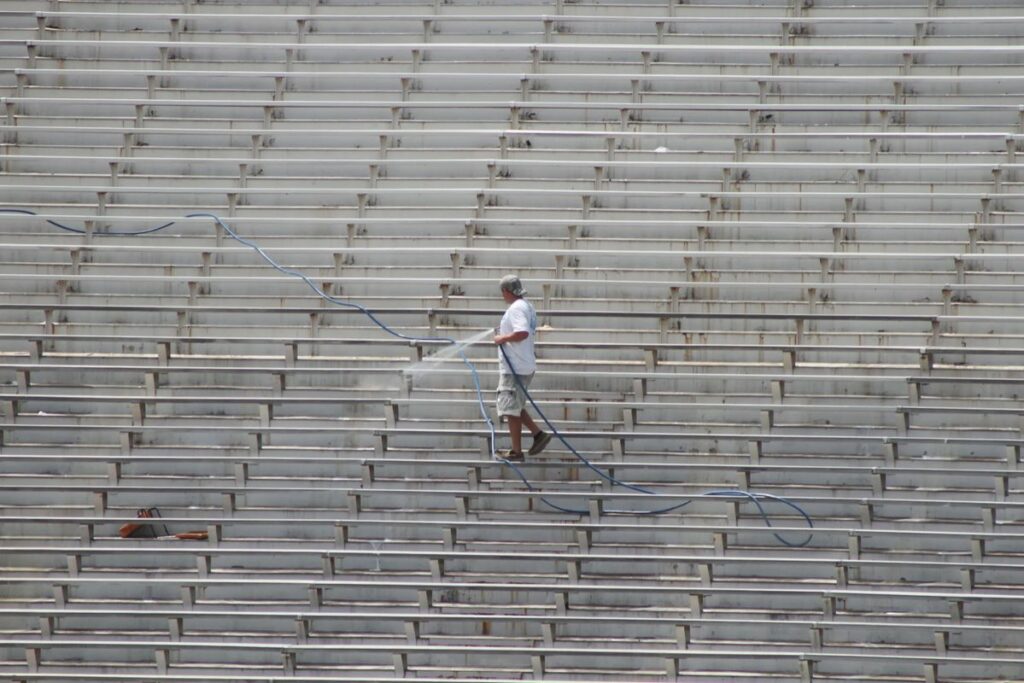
[494,330,529,345]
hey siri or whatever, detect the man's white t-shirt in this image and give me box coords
[498,297,537,375]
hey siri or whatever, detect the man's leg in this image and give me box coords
[507,414,524,454]
[522,409,553,455]
[520,410,541,437]
[496,373,523,455]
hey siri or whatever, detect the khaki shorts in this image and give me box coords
[496,372,534,417]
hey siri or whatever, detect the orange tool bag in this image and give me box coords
[118,507,167,539]
[118,507,208,540]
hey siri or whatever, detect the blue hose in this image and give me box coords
[0,207,176,235]
[3,208,813,547]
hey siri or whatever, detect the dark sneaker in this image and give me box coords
[528,431,552,456]
[502,450,525,462]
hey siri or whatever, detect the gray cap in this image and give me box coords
[499,274,526,297]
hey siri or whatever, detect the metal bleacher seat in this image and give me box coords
[3,0,1024,680]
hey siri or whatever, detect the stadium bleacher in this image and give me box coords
[2,0,1024,681]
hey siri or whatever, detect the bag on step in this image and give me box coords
[118,507,168,539]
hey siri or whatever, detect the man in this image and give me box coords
[492,274,552,461]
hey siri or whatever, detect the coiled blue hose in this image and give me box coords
[3,208,813,546]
